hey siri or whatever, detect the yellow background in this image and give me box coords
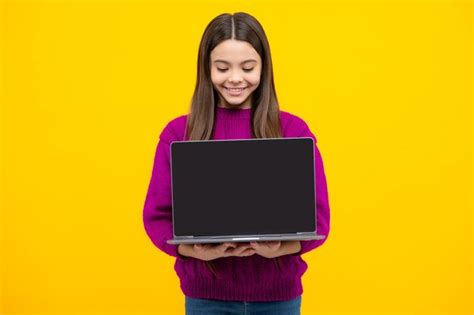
[1,0,472,314]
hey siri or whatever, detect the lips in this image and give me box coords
[224,87,247,96]
[225,87,247,90]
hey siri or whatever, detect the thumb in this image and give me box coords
[194,243,203,250]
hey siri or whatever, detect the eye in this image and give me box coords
[216,68,254,73]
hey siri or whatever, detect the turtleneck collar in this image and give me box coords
[215,105,252,120]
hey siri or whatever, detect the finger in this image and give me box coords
[224,243,250,255]
[223,242,238,248]
[250,242,259,249]
[193,244,207,254]
[226,247,250,257]
[217,242,234,253]
[240,248,256,256]
[235,243,251,249]
[234,245,253,256]
[225,244,248,255]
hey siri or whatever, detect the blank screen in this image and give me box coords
[170,138,316,236]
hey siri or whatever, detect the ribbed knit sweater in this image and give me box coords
[143,106,330,302]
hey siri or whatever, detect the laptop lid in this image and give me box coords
[169,137,317,239]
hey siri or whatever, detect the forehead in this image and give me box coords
[210,39,261,63]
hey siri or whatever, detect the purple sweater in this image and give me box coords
[143,106,330,302]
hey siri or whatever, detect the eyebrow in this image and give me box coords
[213,59,258,65]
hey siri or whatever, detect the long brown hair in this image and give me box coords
[186,12,285,276]
[184,12,282,140]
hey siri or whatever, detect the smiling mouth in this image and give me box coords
[225,87,247,91]
[224,87,247,96]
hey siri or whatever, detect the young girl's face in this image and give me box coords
[210,39,262,109]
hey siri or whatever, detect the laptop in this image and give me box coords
[166,137,326,245]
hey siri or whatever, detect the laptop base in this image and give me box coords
[167,234,326,245]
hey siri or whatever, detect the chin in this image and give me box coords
[226,100,244,106]
[224,96,250,106]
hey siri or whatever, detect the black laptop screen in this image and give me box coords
[170,138,316,237]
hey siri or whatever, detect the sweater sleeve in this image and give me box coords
[142,123,180,257]
[291,119,331,256]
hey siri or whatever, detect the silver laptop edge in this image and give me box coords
[167,233,326,245]
[167,137,326,245]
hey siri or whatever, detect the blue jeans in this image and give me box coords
[185,295,302,315]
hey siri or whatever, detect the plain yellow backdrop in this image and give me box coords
[1,0,472,314]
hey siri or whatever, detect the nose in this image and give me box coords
[228,71,243,84]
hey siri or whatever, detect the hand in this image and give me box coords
[250,241,282,258]
[250,241,302,258]
[178,242,255,261]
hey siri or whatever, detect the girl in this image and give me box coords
[143,12,330,315]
